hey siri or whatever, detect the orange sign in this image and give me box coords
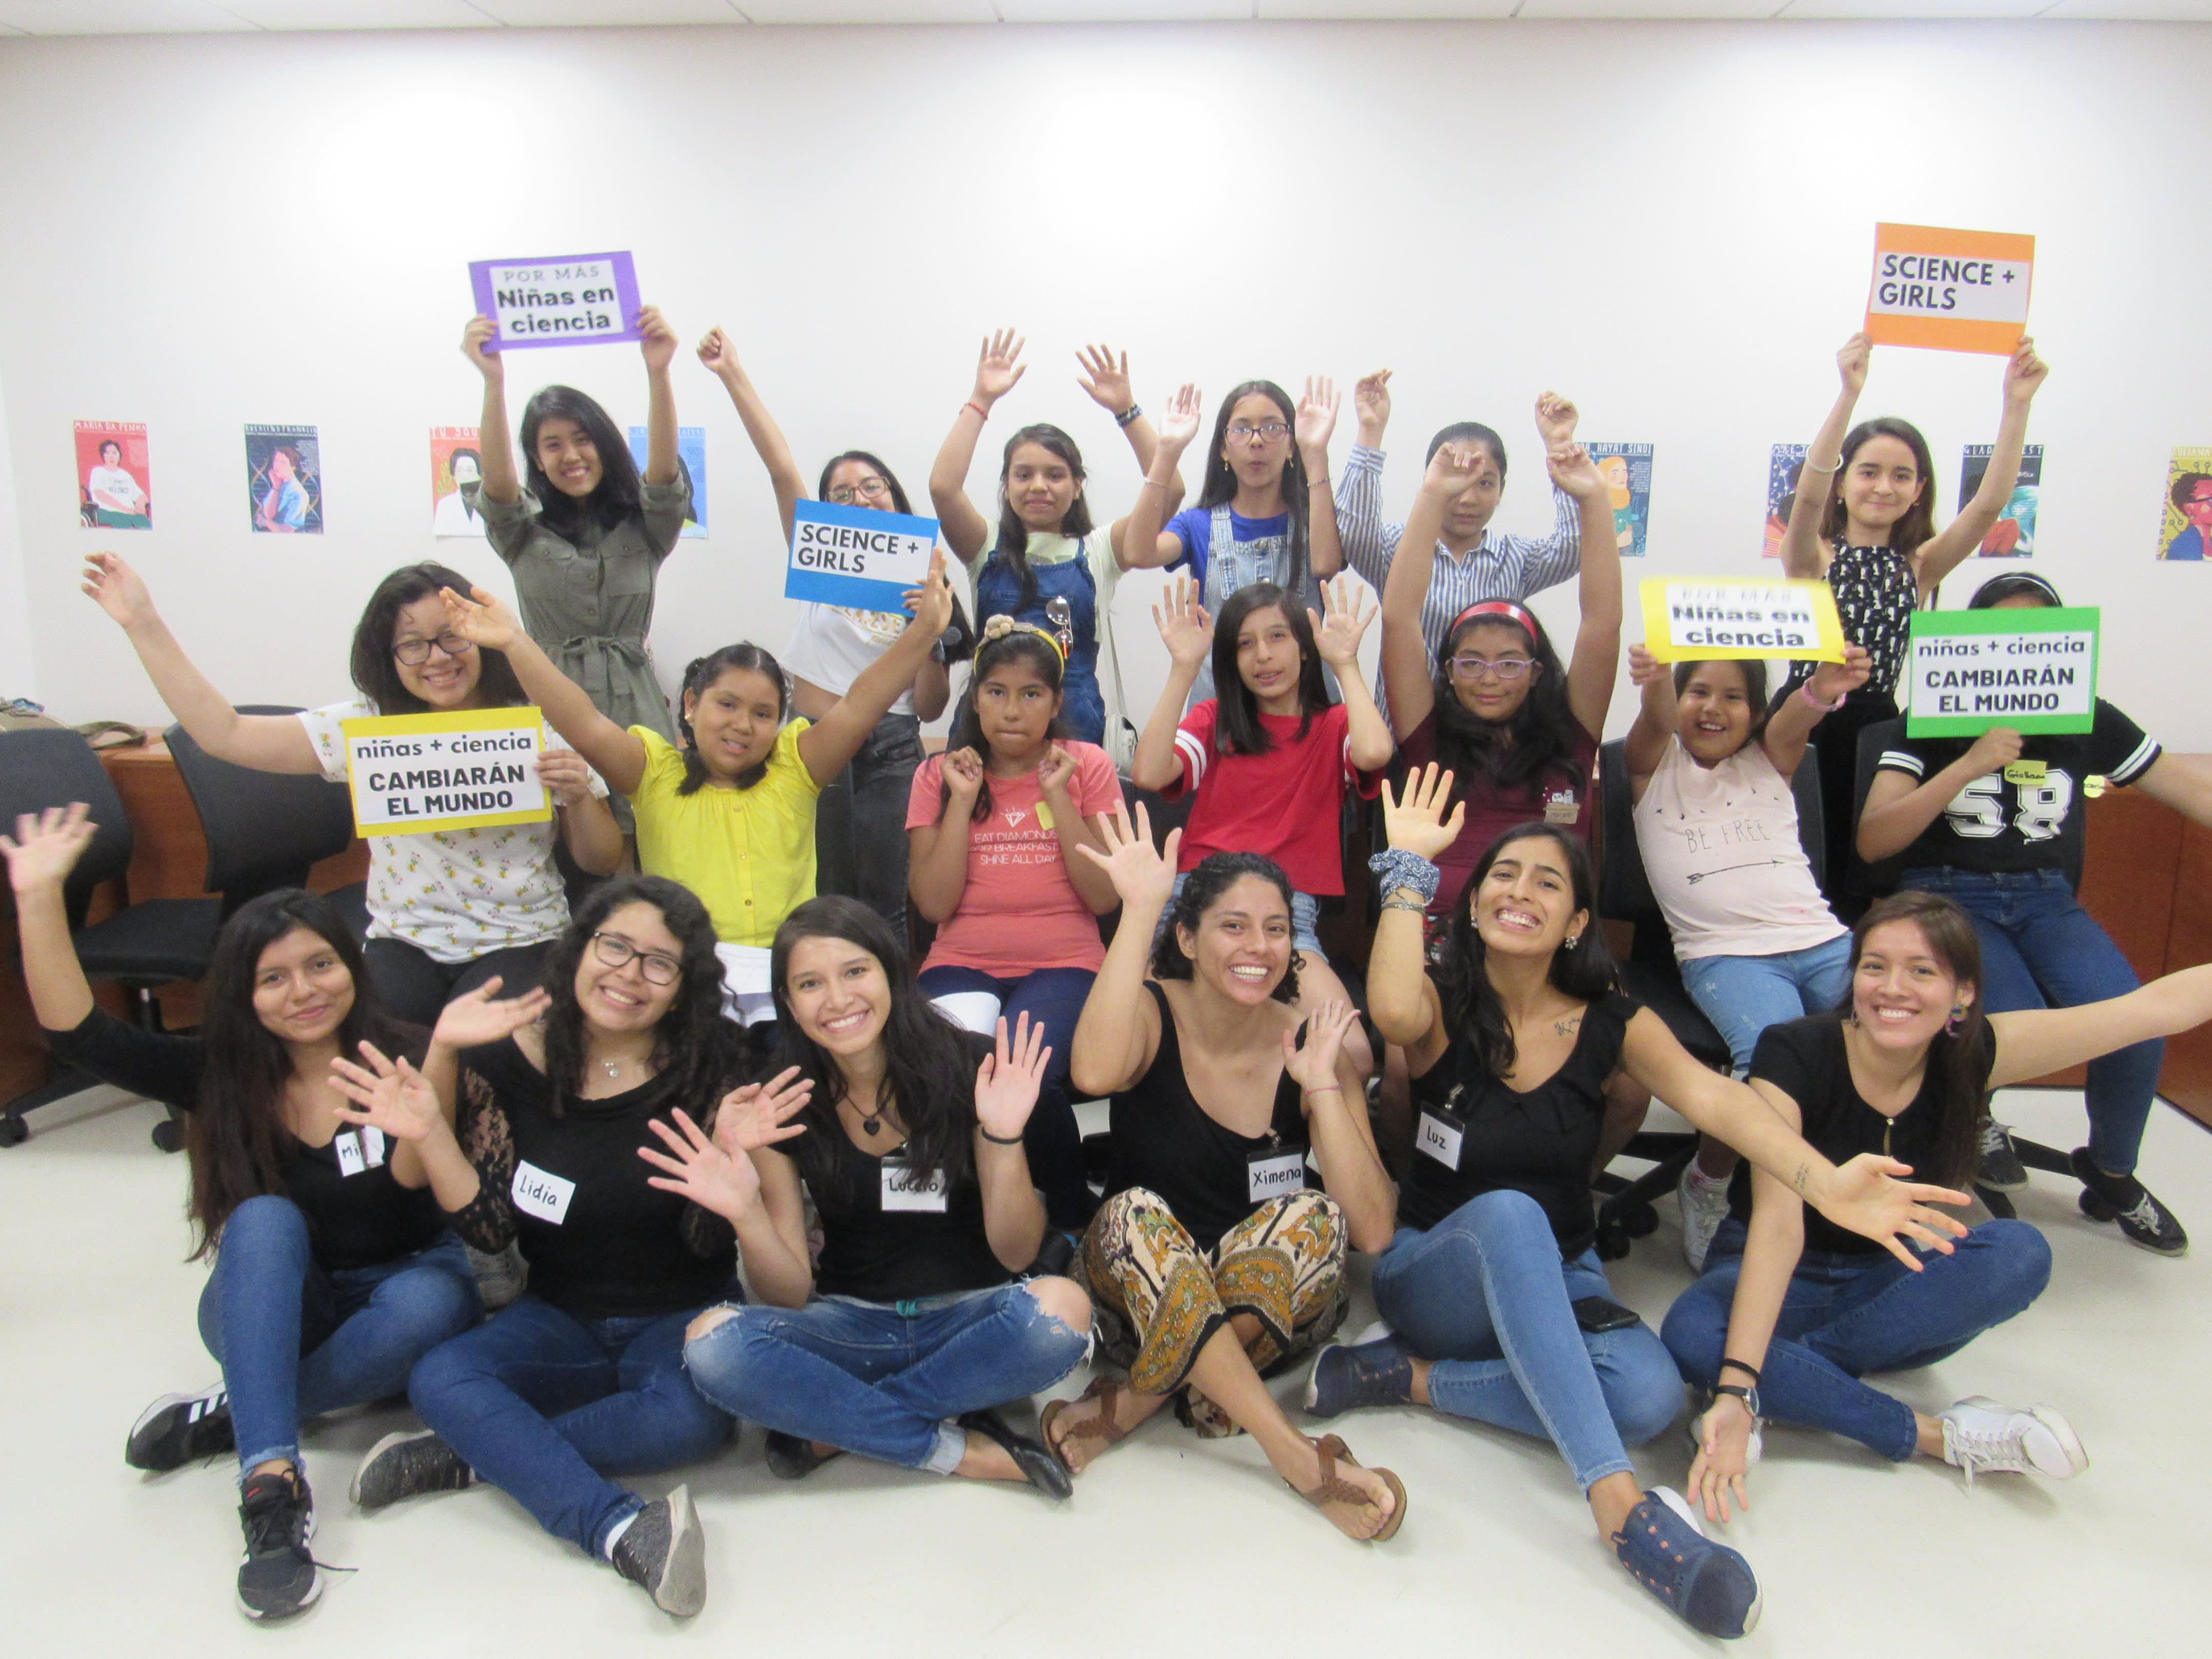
[1865,223,2034,356]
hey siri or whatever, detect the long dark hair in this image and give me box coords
[1210,582,1329,757]
[519,384,643,540]
[1431,609,1585,802]
[989,424,1093,613]
[185,891,416,1258]
[767,896,982,1199]
[1823,417,1937,552]
[816,450,913,514]
[1198,380,1311,597]
[675,643,787,795]
[1672,658,1772,753]
[350,562,527,716]
[1433,824,1617,1078]
[1845,890,1988,1188]
[538,875,743,1117]
[1149,852,1302,1004]
[940,626,1070,825]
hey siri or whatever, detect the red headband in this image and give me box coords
[1449,599,1542,645]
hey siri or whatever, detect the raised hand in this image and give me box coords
[1156,383,1203,453]
[1309,576,1373,670]
[973,1012,1050,1144]
[1353,369,1392,440]
[1838,331,1872,396]
[1689,1397,1756,1526]
[1544,441,1606,502]
[430,975,552,1053]
[1296,375,1341,461]
[1962,725,2025,778]
[640,1107,764,1223]
[1074,800,1180,912]
[1534,391,1579,450]
[330,1042,447,1144]
[1421,440,1486,502]
[438,583,522,652]
[972,328,1027,408]
[1075,344,1133,414]
[535,748,599,809]
[1627,643,1668,688]
[1382,763,1466,864]
[1151,575,1214,670]
[1815,1154,1971,1270]
[1284,1000,1358,1100]
[637,305,678,373]
[903,551,955,641]
[1,803,97,896]
[81,550,157,630]
[1805,643,1873,707]
[940,746,986,804]
[462,314,504,381]
[709,1067,815,1160]
[695,325,742,376]
[1037,743,1078,801]
[2004,334,2049,407]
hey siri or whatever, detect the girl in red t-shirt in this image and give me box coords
[908,619,1123,1228]
[1131,575,1393,1074]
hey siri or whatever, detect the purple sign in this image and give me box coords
[467,251,642,353]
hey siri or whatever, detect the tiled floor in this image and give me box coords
[5,1083,2205,1656]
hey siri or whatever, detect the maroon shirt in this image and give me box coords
[1400,713,1598,923]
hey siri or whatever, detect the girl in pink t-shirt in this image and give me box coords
[908,618,1122,1227]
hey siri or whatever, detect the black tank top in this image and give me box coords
[1104,982,1310,1253]
[809,1111,1011,1305]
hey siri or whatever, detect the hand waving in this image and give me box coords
[1075,344,1133,414]
[1152,575,1214,670]
[1382,764,1466,864]
[330,1042,448,1144]
[972,328,1027,408]
[1814,1153,1970,1270]
[81,550,157,631]
[1,803,97,897]
[973,1013,1050,1144]
[1074,800,1180,912]
[1296,375,1340,461]
[1284,1000,1358,1101]
[710,1067,815,1160]
[1308,575,1373,671]
[430,976,552,1053]
[438,583,522,653]
[1156,383,1203,453]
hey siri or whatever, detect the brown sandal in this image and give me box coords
[1290,1433,1408,1542]
[1040,1375,1132,1474]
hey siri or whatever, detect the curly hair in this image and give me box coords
[1148,851,1302,1004]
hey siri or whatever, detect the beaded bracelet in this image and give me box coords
[1367,847,1441,904]
[1114,404,1143,429]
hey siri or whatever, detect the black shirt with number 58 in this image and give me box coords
[1875,698,2160,874]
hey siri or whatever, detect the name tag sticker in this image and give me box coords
[333,1126,390,1178]
[2003,759,2048,785]
[511,1160,577,1225]
[1417,1108,1465,1170]
[1543,791,1580,825]
[881,1158,950,1213]
[1246,1145,1308,1204]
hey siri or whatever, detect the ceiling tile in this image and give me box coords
[0,0,252,32]
[739,0,997,18]
[1258,0,1515,16]
[1777,0,2047,14]
[1516,1,1779,15]
[2041,1,2212,16]
[472,0,747,22]
[217,1,496,25]
[998,0,1250,18]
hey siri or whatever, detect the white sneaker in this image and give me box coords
[1938,1396,2088,1487]
[1677,1163,1732,1272]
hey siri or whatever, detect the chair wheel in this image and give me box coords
[151,1117,185,1153]
[1593,1220,1631,1262]
[1620,1200,1659,1239]
[0,1113,27,1148]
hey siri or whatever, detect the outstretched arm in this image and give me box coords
[1549,442,1622,740]
[1364,767,1460,1060]
[2,804,99,1033]
[794,556,954,787]
[1382,444,1480,740]
[697,326,806,542]
[636,306,681,487]
[439,585,648,797]
[1988,963,2212,1089]
[1067,804,1174,1098]
[2135,752,2212,827]
[1298,376,1344,580]
[1116,383,1201,571]
[1760,645,1871,782]
[463,315,522,508]
[1779,333,1869,579]
[1311,577,1392,770]
[1130,577,1210,792]
[1623,645,1676,802]
[929,328,1025,564]
[1914,338,2046,593]
[1072,344,1181,558]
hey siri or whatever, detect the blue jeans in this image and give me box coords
[1160,871,1325,959]
[1680,934,1853,1077]
[683,1284,1090,1473]
[1660,1217,2052,1462]
[919,964,1098,1230]
[197,1196,479,1475]
[1370,1189,1684,1492]
[408,1292,736,1557]
[1903,865,2160,1173]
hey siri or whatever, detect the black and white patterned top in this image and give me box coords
[1786,541,1918,706]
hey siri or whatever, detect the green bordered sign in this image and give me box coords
[1904,606,2098,737]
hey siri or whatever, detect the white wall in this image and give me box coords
[3,19,2208,742]
[0,364,32,699]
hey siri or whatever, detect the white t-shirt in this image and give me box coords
[298,699,603,964]
[1632,738,1845,964]
[87,464,146,513]
[782,604,921,717]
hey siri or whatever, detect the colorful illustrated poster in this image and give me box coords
[1958,443,2042,558]
[430,426,490,541]
[2159,447,2212,562]
[1587,443,1652,558]
[1762,444,1809,560]
[246,425,322,535]
[75,420,152,530]
[627,425,707,538]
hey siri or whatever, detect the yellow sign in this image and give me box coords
[1640,576,1846,664]
[338,707,551,837]
[1865,223,2034,357]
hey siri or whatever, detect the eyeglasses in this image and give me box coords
[1449,655,1535,683]
[393,633,477,666]
[828,477,890,505]
[590,932,683,986]
[1226,421,1290,446]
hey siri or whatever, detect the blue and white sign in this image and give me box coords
[784,498,941,614]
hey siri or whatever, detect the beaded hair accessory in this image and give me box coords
[980,614,1067,668]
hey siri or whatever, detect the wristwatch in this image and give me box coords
[1713,1382,1762,1417]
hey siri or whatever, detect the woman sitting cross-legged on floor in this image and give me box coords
[1047,805,1406,1542]
[1306,766,1976,1638]
[677,896,1094,1501]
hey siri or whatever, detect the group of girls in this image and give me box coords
[32,308,2212,1640]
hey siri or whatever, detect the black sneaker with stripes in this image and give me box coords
[2071,1147,2189,1256]
[126,1384,234,1472]
[236,1466,325,1621]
